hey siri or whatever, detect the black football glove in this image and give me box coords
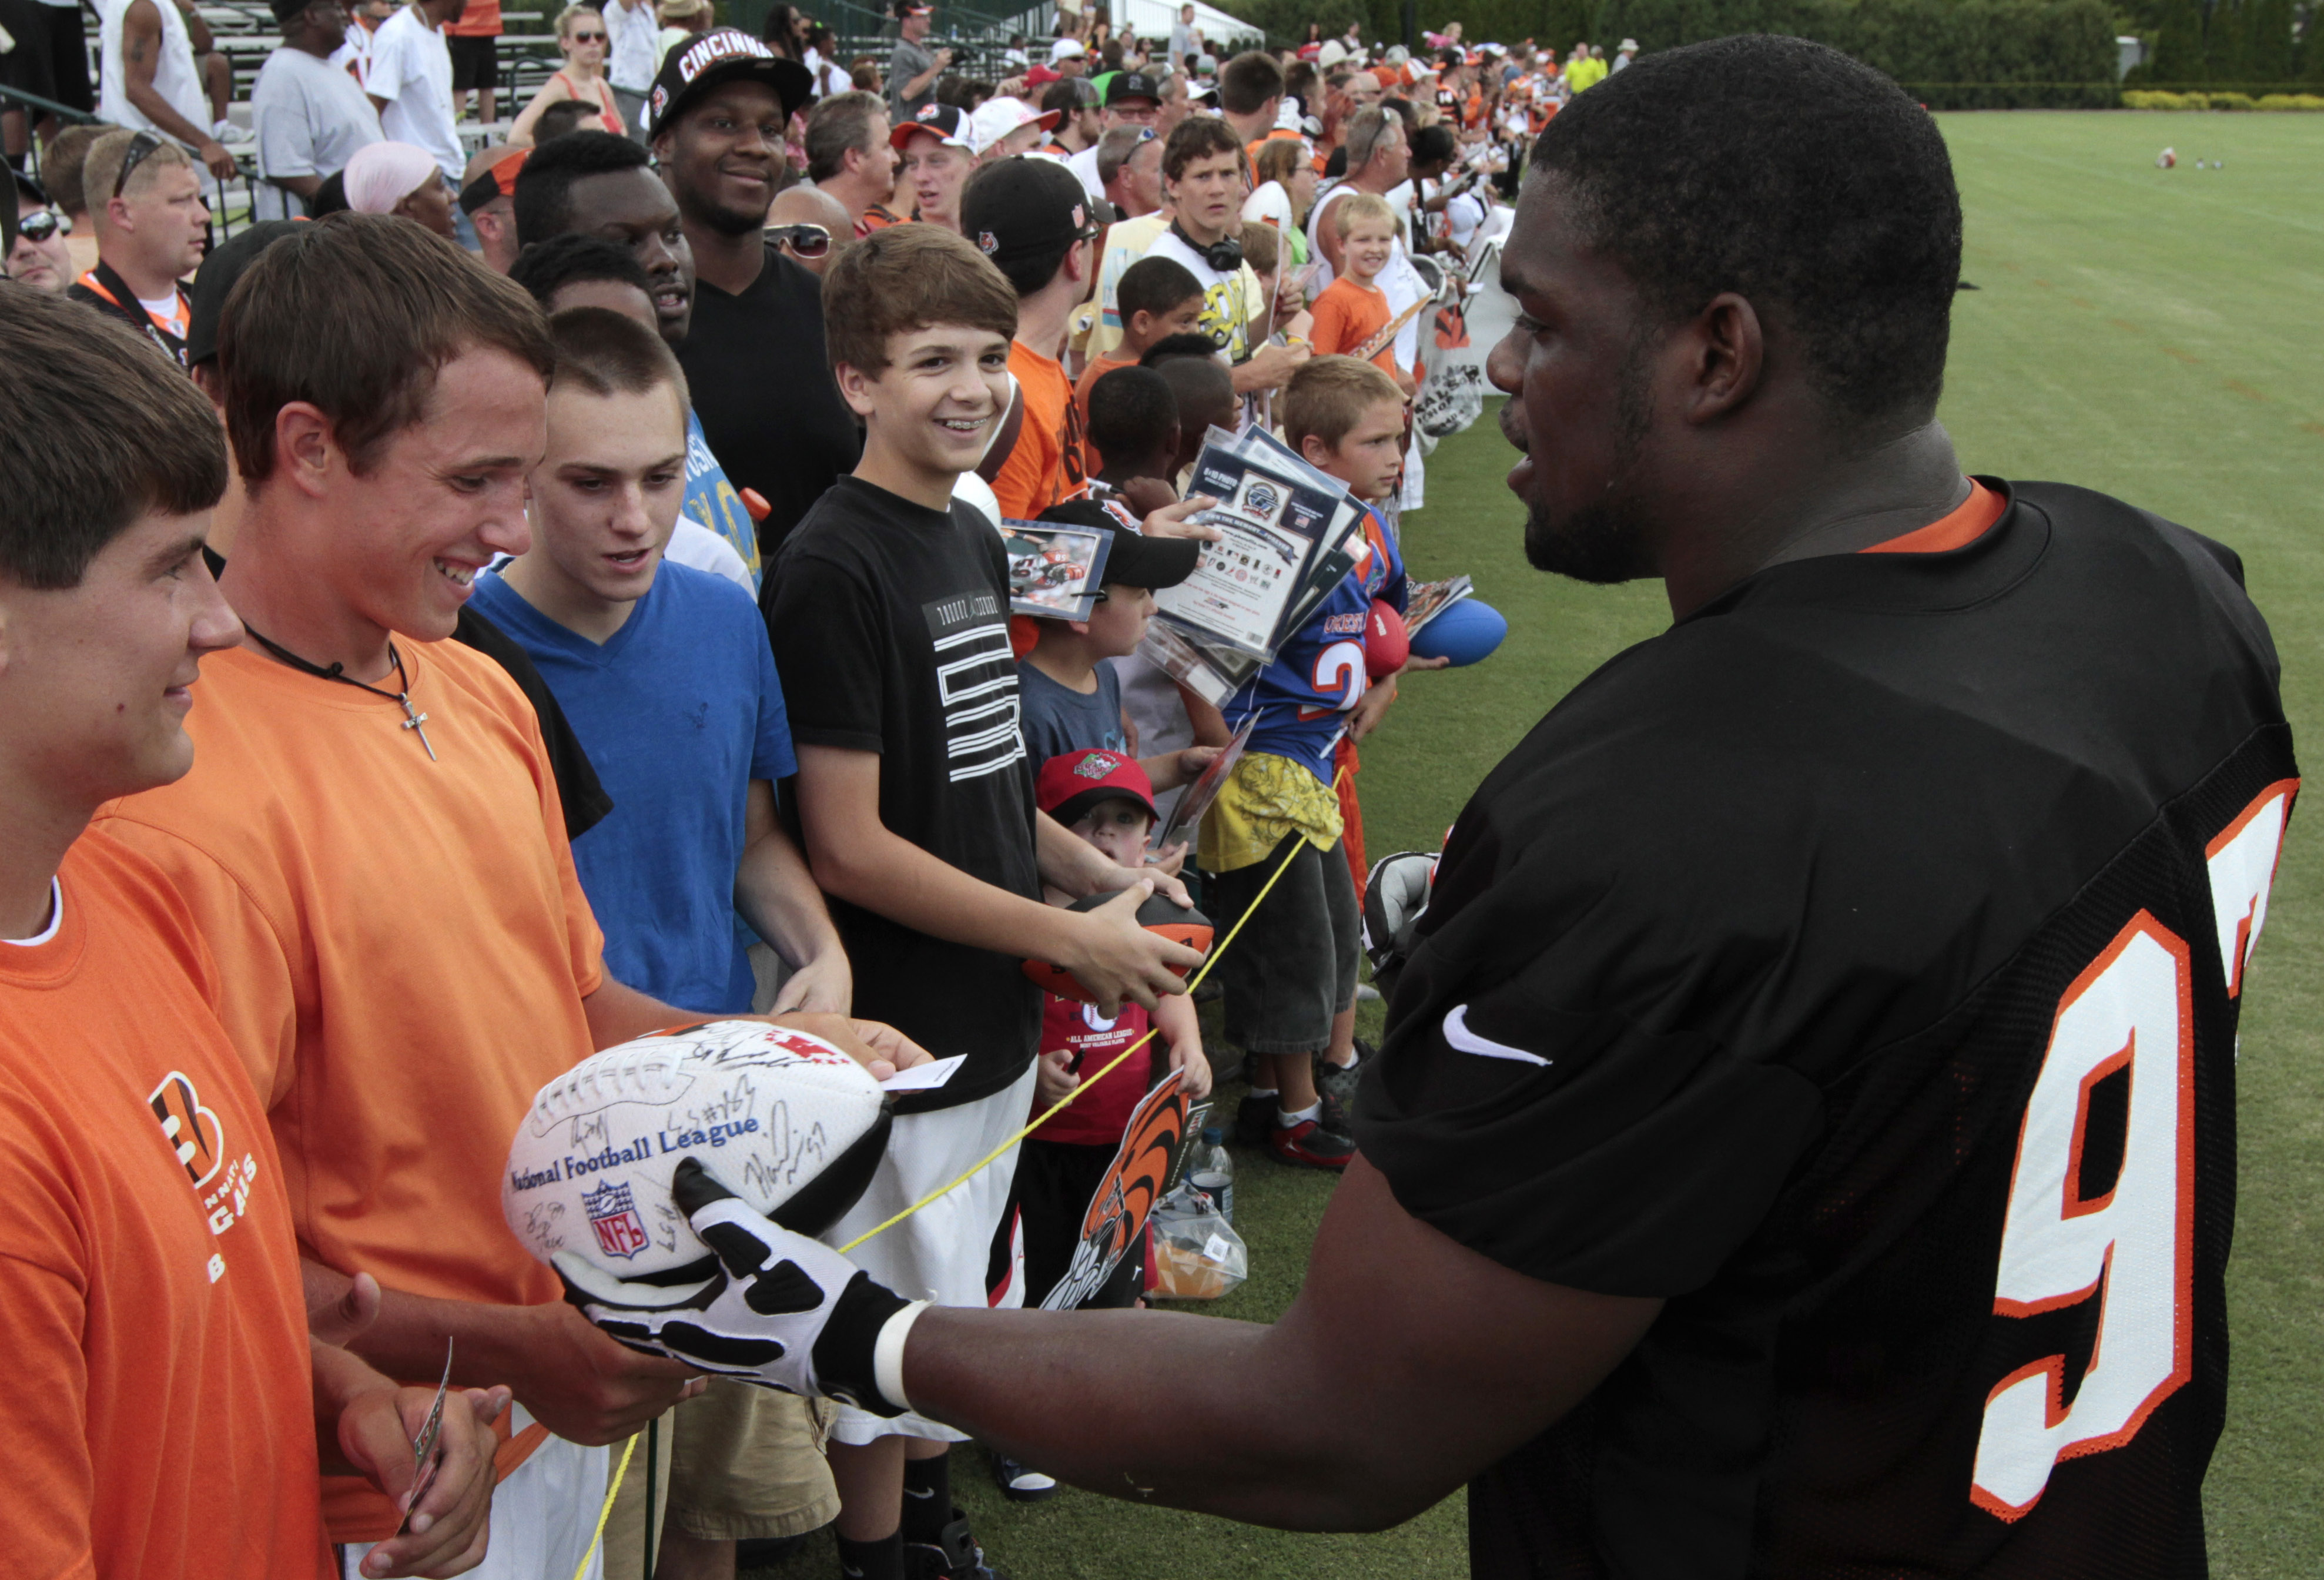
[553,1157,923,1415]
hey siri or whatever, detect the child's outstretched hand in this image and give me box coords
[1141,496,1221,542]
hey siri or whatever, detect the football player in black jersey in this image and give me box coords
[560,35,2294,1578]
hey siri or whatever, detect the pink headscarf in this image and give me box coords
[345,142,441,215]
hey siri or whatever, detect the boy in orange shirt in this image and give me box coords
[1306,192,1418,396]
[973,156,1106,521]
[0,281,504,1580]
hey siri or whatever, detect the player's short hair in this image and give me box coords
[1116,254,1203,323]
[1218,50,1285,115]
[534,99,608,143]
[82,129,192,206]
[42,123,109,217]
[1252,136,1305,189]
[1332,191,1395,238]
[1281,354,1403,451]
[547,305,690,410]
[220,213,553,483]
[1341,106,1399,175]
[1238,220,1279,276]
[806,90,888,183]
[1138,331,1222,366]
[1531,34,1960,425]
[822,223,1017,376]
[0,286,226,588]
[513,129,651,246]
[508,233,654,306]
[1040,78,1087,118]
[1161,115,1239,182]
[1085,364,1175,459]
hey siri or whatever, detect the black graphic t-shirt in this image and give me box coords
[767,477,1041,1110]
[1355,482,2296,1578]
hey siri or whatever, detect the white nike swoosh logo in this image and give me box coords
[903,1485,936,1499]
[1442,1004,1551,1066]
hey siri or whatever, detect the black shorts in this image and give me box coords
[1017,1136,1146,1311]
[446,32,500,92]
[0,0,96,113]
[1210,830,1359,1056]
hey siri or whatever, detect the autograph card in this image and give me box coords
[391,1339,455,1539]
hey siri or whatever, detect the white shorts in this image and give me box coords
[339,1410,609,1580]
[824,1063,1036,1446]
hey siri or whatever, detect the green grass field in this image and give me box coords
[754,111,2324,1578]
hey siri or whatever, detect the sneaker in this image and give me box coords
[1354,982,1382,1002]
[1234,1090,1274,1147]
[903,1509,1007,1580]
[1316,1038,1376,1109]
[992,1452,1058,1502]
[1271,1113,1357,1169]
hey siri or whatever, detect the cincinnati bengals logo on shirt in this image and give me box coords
[148,1071,225,1189]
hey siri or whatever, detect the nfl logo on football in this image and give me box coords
[584,1179,651,1260]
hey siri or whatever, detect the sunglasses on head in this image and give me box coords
[18,207,72,242]
[113,130,165,199]
[768,222,831,257]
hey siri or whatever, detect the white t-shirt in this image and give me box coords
[602,0,658,92]
[1138,227,1267,360]
[367,4,462,181]
[252,47,384,220]
[97,0,207,145]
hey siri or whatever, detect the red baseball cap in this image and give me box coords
[1025,62,1062,87]
[1037,749,1159,826]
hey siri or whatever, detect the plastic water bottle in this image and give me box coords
[1188,1127,1234,1224]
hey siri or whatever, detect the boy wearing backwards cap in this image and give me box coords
[766,224,1203,1580]
[891,102,977,233]
[967,155,1103,521]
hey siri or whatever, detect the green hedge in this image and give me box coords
[1588,0,2120,106]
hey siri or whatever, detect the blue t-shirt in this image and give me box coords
[1019,657,1126,771]
[684,409,761,589]
[1224,505,1407,786]
[471,563,794,1012]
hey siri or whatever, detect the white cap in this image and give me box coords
[1317,38,1348,68]
[1050,36,1086,61]
[968,95,1058,155]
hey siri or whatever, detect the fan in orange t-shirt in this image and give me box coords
[0,286,507,1580]
[86,216,926,1565]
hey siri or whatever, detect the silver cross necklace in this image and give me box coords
[242,625,437,761]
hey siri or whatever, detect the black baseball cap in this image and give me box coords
[960,155,1099,269]
[1107,71,1162,106]
[185,220,303,369]
[647,28,814,136]
[889,101,975,152]
[1036,501,1201,590]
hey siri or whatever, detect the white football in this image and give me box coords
[504,1020,891,1277]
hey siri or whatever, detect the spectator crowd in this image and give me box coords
[0,6,1621,1579]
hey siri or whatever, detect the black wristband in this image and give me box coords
[811,1270,915,1415]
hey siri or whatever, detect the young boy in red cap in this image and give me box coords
[1006,747,1213,1501]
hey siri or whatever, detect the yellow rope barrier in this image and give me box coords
[570,1432,638,1580]
[577,768,1345,1576]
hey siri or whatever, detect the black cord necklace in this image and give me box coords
[241,625,437,762]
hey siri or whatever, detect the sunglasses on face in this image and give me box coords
[768,222,831,257]
[113,130,164,199]
[18,207,72,242]
[570,29,605,40]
